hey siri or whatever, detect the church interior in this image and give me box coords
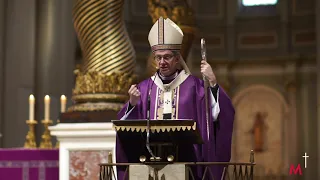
[0,0,319,179]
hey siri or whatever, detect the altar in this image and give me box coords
[0,148,59,180]
[49,122,116,180]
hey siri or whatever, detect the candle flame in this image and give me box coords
[29,94,35,100]
[45,95,50,100]
[60,95,66,100]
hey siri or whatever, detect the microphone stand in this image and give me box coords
[146,74,158,161]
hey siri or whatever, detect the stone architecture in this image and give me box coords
[0,0,318,179]
[69,150,109,180]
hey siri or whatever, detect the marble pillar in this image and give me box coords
[226,0,236,61]
[224,0,235,97]
[216,64,231,95]
[285,82,297,170]
[35,0,75,143]
[294,67,318,179]
[279,0,289,53]
[317,0,320,177]
[2,0,37,147]
[284,63,298,171]
[0,0,5,146]
[307,72,318,178]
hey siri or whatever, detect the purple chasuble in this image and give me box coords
[116,70,235,180]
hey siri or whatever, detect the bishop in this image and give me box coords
[116,17,235,180]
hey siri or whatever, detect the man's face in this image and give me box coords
[154,50,179,77]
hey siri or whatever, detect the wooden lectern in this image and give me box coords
[112,119,203,163]
[99,120,255,180]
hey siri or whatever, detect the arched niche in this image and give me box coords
[231,84,290,175]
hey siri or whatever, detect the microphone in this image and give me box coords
[146,71,157,159]
[147,73,156,120]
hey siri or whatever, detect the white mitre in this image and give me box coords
[148,17,191,74]
[148,17,184,52]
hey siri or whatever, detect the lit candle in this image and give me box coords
[44,95,50,120]
[29,94,35,120]
[60,95,67,113]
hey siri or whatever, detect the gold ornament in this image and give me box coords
[24,120,38,148]
[108,152,113,163]
[67,102,126,112]
[69,69,136,112]
[55,140,59,148]
[148,0,195,27]
[72,69,136,102]
[71,0,136,112]
[55,119,60,148]
[39,119,53,149]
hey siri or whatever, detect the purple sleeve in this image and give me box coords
[214,87,235,162]
[195,77,235,162]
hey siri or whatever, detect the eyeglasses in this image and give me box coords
[154,54,175,62]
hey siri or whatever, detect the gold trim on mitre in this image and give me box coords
[148,17,184,52]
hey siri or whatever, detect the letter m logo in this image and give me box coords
[289,164,302,175]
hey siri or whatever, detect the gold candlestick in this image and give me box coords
[24,120,38,148]
[39,119,53,149]
[55,140,59,148]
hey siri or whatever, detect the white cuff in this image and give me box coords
[210,88,220,122]
[120,104,135,120]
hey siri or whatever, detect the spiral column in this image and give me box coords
[69,0,136,112]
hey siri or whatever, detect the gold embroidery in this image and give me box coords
[157,107,163,120]
[151,44,182,52]
[176,86,180,119]
[172,88,177,119]
[164,85,170,92]
[155,87,181,120]
[159,90,164,103]
[172,107,176,119]
[158,17,164,44]
[151,71,187,120]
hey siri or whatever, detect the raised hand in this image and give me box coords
[200,60,217,86]
[128,84,140,106]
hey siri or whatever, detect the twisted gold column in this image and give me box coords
[147,0,196,76]
[70,0,136,112]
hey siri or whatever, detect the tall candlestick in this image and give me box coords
[44,95,50,120]
[29,94,35,120]
[60,95,67,113]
